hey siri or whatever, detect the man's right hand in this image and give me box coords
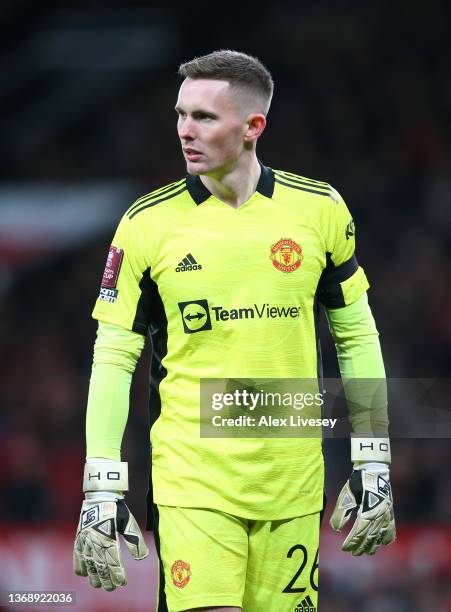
[74,492,149,591]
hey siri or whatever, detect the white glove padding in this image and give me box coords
[329,468,396,555]
[73,494,149,591]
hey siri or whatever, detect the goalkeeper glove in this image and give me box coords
[329,437,396,556]
[73,460,149,591]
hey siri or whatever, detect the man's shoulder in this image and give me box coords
[272,168,340,204]
[124,177,189,222]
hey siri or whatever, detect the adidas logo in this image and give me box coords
[294,595,316,612]
[175,253,202,273]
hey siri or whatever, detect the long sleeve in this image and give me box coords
[86,321,145,460]
[325,293,388,434]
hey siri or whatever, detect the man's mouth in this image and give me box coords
[183,148,203,160]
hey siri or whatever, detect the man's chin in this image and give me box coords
[186,160,208,175]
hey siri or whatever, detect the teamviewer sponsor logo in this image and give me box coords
[179,299,212,333]
[179,300,302,333]
[295,595,316,612]
[213,303,300,320]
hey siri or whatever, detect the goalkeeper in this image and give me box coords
[74,49,395,611]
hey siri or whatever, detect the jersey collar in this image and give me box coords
[186,161,275,205]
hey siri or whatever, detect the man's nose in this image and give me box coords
[178,117,195,140]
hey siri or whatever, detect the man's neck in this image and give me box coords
[199,156,261,209]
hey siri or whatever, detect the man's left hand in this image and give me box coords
[329,467,396,555]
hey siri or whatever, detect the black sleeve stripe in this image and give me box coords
[133,179,183,206]
[132,268,166,334]
[275,169,330,187]
[131,269,152,335]
[128,185,188,219]
[133,269,169,542]
[323,253,358,285]
[127,180,183,216]
[274,170,334,192]
[274,177,338,202]
[317,253,359,308]
[135,178,184,204]
[126,179,185,217]
[313,293,323,383]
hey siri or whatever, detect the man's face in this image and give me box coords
[175,78,248,177]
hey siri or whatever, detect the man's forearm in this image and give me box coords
[326,293,388,435]
[86,321,144,460]
[327,297,395,554]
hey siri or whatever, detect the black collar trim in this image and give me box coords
[185,173,211,205]
[186,161,275,205]
[256,161,275,198]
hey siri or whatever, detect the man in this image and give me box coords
[74,50,395,611]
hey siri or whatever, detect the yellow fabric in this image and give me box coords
[340,266,370,306]
[157,504,319,612]
[90,166,369,519]
[326,293,388,434]
[86,322,144,460]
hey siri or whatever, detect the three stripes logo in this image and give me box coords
[294,595,316,612]
[176,253,202,273]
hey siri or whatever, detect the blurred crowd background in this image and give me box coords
[1,1,450,610]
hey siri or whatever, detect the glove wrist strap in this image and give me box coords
[351,436,391,463]
[83,460,128,493]
[85,491,123,502]
[353,461,389,473]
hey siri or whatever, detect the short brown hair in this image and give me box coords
[178,49,274,115]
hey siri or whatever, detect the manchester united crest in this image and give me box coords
[270,238,303,272]
[171,559,192,589]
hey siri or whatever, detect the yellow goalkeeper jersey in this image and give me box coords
[92,163,369,519]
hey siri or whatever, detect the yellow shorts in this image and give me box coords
[154,505,319,612]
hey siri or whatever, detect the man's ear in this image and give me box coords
[244,113,267,142]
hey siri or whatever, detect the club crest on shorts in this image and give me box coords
[270,238,303,272]
[171,559,191,588]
